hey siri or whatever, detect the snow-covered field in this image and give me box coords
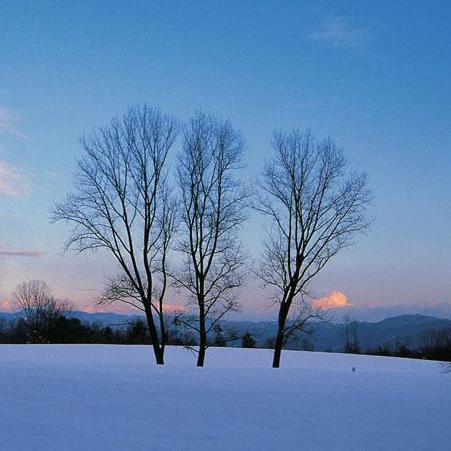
[0,345,449,450]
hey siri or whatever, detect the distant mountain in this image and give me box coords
[224,314,451,352]
[326,303,451,322]
[0,310,141,325]
[68,311,141,325]
[70,311,450,352]
[1,309,450,353]
[0,311,19,322]
[307,314,451,352]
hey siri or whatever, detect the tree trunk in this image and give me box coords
[158,311,166,358]
[272,304,288,368]
[272,325,285,368]
[144,304,165,365]
[154,345,164,365]
[197,327,207,366]
[197,341,206,367]
[197,313,207,367]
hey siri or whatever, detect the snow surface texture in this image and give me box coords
[0,345,449,451]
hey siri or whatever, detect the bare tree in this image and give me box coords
[343,315,360,353]
[53,105,178,365]
[13,280,72,343]
[173,112,247,366]
[256,130,371,367]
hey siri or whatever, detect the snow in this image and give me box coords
[0,345,449,450]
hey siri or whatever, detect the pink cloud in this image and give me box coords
[313,291,352,310]
[163,304,187,313]
[0,250,44,257]
[0,299,18,312]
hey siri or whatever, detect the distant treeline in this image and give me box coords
[0,314,257,349]
[350,329,451,362]
[1,313,450,362]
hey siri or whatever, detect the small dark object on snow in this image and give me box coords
[352,367,356,372]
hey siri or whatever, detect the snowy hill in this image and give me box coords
[0,345,449,450]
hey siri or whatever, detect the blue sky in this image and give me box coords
[1,0,451,314]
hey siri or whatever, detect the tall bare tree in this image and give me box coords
[174,112,247,366]
[256,130,371,367]
[53,105,178,364]
[13,280,72,343]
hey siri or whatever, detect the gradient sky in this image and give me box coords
[1,0,451,315]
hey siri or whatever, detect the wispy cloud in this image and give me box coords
[0,250,44,257]
[313,291,351,310]
[308,16,369,47]
[0,107,23,138]
[0,160,28,197]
